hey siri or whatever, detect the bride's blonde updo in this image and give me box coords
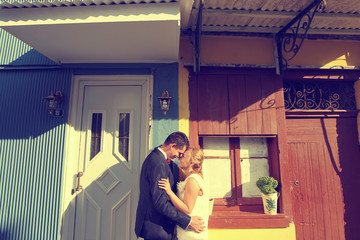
[188,147,205,176]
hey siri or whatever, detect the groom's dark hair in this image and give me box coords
[164,132,189,150]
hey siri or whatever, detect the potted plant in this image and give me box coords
[256,176,279,215]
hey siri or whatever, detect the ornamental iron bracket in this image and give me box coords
[275,0,326,75]
[192,0,203,73]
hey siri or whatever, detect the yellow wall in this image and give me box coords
[178,61,190,138]
[180,35,274,65]
[178,35,360,239]
[180,35,360,68]
[292,39,360,67]
[208,223,296,240]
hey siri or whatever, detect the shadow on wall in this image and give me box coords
[0,38,66,139]
[0,28,57,65]
[0,68,71,139]
[4,48,57,66]
[331,119,360,239]
[0,220,15,240]
[0,230,8,240]
[283,70,360,240]
[0,65,72,240]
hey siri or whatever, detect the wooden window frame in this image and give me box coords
[200,136,288,228]
[201,137,271,207]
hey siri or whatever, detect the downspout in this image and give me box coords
[355,80,360,144]
[192,0,203,74]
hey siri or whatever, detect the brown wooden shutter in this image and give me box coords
[197,74,229,135]
[229,71,279,135]
[191,70,281,136]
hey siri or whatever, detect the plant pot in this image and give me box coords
[260,192,279,215]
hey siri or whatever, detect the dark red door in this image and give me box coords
[287,116,360,240]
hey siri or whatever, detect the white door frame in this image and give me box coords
[60,75,153,240]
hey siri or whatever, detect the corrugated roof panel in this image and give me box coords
[260,0,310,12]
[202,0,360,13]
[325,0,360,14]
[251,17,287,28]
[0,0,177,8]
[203,13,251,27]
[203,0,314,11]
[2,0,360,36]
[188,0,360,36]
[313,17,360,31]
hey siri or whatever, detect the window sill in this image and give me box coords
[285,110,358,118]
[208,211,290,229]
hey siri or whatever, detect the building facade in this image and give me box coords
[1,1,360,240]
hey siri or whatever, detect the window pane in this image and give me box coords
[206,158,232,198]
[203,137,232,198]
[203,137,229,157]
[239,137,269,197]
[90,113,102,160]
[118,113,130,161]
[241,158,269,197]
[240,137,268,158]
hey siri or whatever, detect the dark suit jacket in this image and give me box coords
[135,148,191,240]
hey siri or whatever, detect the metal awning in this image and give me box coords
[182,0,360,38]
[0,0,181,64]
[180,0,360,74]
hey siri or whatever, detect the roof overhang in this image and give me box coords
[0,2,181,63]
[182,0,360,38]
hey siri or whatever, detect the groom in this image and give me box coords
[135,132,204,240]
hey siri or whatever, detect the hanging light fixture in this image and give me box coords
[158,90,172,115]
[43,90,64,116]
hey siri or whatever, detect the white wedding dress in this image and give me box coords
[176,173,209,240]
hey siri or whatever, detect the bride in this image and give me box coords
[158,147,209,240]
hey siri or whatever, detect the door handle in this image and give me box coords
[294,180,299,185]
[71,172,83,195]
[76,172,83,191]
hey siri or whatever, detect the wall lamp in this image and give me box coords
[158,90,172,115]
[43,90,64,117]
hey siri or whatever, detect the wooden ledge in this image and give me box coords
[208,211,290,229]
[285,110,359,118]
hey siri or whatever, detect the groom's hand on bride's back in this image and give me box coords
[189,216,205,233]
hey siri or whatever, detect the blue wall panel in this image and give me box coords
[152,63,179,147]
[0,69,72,240]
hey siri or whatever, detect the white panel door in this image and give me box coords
[74,85,142,240]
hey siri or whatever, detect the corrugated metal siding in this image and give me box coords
[0,28,57,66]
[0,0,177,8]
[0,69,72,240]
